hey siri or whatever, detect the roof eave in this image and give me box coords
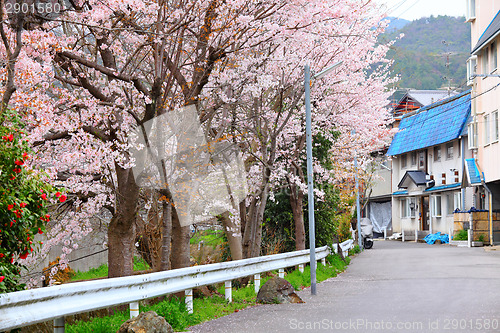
[472,30,500,55]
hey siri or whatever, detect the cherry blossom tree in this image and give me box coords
[206,0,395,254]
[1,0,396,284]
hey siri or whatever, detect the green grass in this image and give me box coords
[71,256,150,281]
[65,253,349,332]
[349,244,361,255]
[190,229,225,246]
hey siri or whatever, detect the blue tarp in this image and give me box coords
[424,232,449,245]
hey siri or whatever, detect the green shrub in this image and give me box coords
[453,229,468,241]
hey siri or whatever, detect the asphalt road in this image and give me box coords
[188,241,500,333]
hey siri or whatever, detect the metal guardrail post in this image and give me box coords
[278,268,285,278]
[402,229,405,242]
[129,301,139,318]
[298,264,304,273]
[185,289,193,314]
[449,227,453,242]
[254,274,260,293]
[53,317,64,333]
[415,227,418,243]
[384,227,387,240]
[225,281,232,303]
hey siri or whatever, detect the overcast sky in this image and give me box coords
[375,0,466,21]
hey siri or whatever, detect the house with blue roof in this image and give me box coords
[465,1,500,244]
[387,91,474,235]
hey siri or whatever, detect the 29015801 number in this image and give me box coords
[4,0,72,19]
[443,319,499,330]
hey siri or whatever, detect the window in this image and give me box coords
[418,151,425,169]
[493,111,499,142]
[401,197,416,218]
[454,192,462,211]
[467,56,477,85]
[401,154,407,169]
[447,194,454,215]
[482,47,489,75]
[447,192,462,215]
[491,42,498,72]
[431,195,442,217]
[433,146,441,162]
[485,114,490,145]
[411,152,417,166]
[466,0,476,21]
[468,121,478,149]
[446,142,453,160]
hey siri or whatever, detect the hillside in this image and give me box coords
[380,15,471,92]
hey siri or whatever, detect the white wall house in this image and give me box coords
[387,91,474,235]
[466,0,500,211]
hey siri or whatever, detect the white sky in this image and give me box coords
[375,0,466,21]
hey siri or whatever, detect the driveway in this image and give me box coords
[188,241,500,332]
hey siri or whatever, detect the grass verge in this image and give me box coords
[65,253,349,332]
[70,256,150,281]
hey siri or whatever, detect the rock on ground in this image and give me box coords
[256,277,304,304]
[117,311,173,333]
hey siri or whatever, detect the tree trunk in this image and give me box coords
[289,183,306,251]
[242,185,269,258]
[108,164,139,278]
[220,211,243,260]
[171,207,191,269]
[160,201,172,270]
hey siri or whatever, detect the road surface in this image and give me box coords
[188,241,500,332]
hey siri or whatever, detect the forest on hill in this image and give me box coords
[380,15,471,94]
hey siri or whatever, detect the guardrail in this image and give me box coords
[0,246,331,331]
[332,239,355,257]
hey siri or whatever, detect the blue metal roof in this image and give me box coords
[393,190,408,196]
[465,158,482,185]
[424,183,461,193]
[387,90,471,156]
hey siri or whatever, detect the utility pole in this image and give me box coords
[352,130,362,248]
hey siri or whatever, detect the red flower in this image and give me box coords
[0,253,4,258]
[10,257,13,263]
[7,204,14,210]
[13,168,21,174]
[9,175,15,180]
[45,214,50,220]
[14,160,23,166]
[55,192,61,198]
[22,152,28,159]
[9,221,13,227]
[2,134,13,142]
[38,228,43,234]
[0,276,4,283]
[41,193,47,200]
[59,195,67,203]
[19,202,26,208]
[19,252,28,260]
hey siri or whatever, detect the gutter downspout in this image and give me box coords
[461,138,466,209]
[482,172,494,246]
